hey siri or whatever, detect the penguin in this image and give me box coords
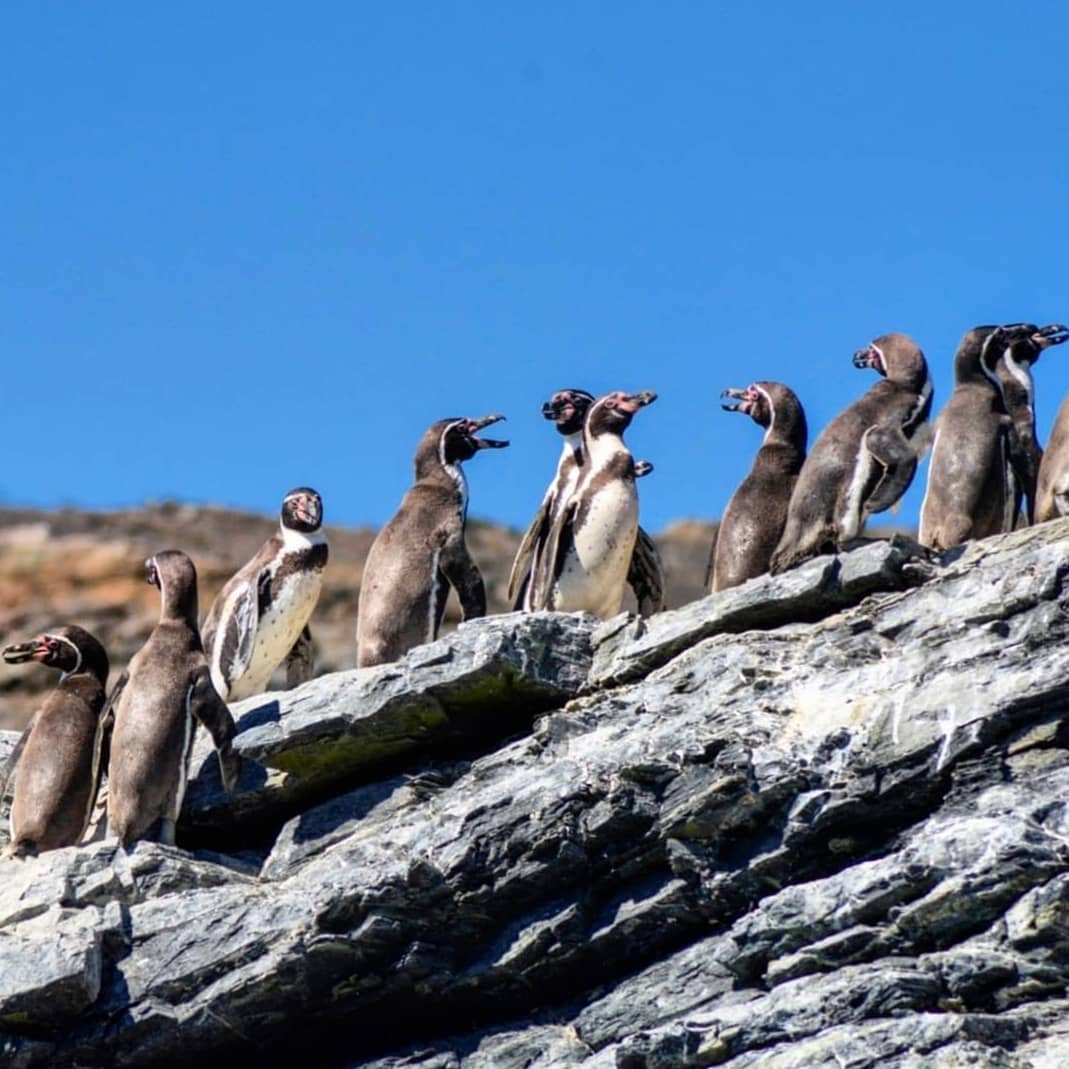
[528,390,657,618]
[104,550,241,847]
[994,323,1068,524]
[917,324,1065,549]
[769,333,933,573]
[202,487,328,702]
[0,626,109,857]
[507,388,666,616]
[919,326,1013,549]
[710,381,808,591]
[356,414,509,668]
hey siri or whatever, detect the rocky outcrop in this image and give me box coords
[3,521,1069,1067]
[0,505,719,731]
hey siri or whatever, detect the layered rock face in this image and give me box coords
[3,522,1069,1067]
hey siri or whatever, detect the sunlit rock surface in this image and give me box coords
[3,522,1069,1067]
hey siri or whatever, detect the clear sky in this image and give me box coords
[4,4,1068,534]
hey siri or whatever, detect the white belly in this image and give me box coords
[552,481,638,618]
[228,572,322,700]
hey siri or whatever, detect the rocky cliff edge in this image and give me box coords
[2,521,1069,1068]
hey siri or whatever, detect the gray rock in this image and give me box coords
[183,611,594,840]
[2,525,1069,1066]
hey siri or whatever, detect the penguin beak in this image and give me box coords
[2,637,49,664]
[541,400,560,421]
[852,344,886,375]
[465,414,510,449]
[720,387,748,413]
[614,390,657,415]
[1033,324,1069,349]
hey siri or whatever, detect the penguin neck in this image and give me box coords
[418,453,469,517]
[280,523,327,552]
[560,431,585,468]
[159,583,198,631]
[584,428,630,469]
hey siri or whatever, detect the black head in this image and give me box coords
[585,391,657,439]
[999,322,1069,367]
[2,624,109,684]
[852,333,928,390]
[281,487,323,533]
[541,389,596,436]
[721,381,807,446]
[437,414,510,464]
[950,325,1003,383]
[146,549,199,627]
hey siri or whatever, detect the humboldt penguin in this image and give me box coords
[769,333,932,573]
[995,323,1068,523]
[0,627,109,857]
[918,324,1065,549]
[507,388,665,616]
[202,487,328,702]
[105,550,241,847]
[919,326,1011,549]
[356,414,509,668]
[528,390,657,618]
[710,381,808,591]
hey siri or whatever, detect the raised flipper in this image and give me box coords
[628,526,665,615]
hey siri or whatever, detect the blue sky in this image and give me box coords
[4,4,1068,534]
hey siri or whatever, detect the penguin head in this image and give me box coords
[2,625,109,683]
[721,381,807,447]
[281,487,323,533]
[853,334,928,391]
[586,391,657,438]
[438,415,510,464]
[998,322,1069,367]
[145,549,199,627]
[542,389,595,436]
[951,326,1004,384]
[721,384,773,426]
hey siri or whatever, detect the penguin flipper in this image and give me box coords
[628,526,666,615]
[220,576,263,689]
[189,666,240,793]
[531,499,577,611]
[87,671,123,837]
[284,625,316,689]
[0,717,33,808]
[440,541,487,621]
[861,426,919,518]
[507,498,552,608]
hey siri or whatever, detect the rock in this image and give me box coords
[2,525,1069,1066]
[182,612,594,843]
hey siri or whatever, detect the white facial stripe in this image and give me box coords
[1003,350,1035,409]
[753,385,776,444]
[871,343,886,375]
[47,633,82,678]
[439,421,469,516]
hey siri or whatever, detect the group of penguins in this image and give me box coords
[4,321,1069,859]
